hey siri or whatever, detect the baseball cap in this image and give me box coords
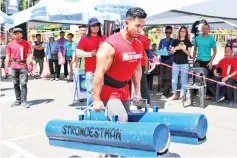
[88,17,100,26]
[13,28,23,33]
[48,34,54,38]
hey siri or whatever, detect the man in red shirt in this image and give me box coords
[77,18,106,106]
[93,7,147,121]
[138,34,150,106]
[5,28,33,108]
[207,45,237,105]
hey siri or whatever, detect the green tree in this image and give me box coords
[1,0,41,14]
[1,0,6,13]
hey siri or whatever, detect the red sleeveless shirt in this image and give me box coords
[100,33,144,101]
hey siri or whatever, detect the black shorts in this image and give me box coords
[66,56,72,62]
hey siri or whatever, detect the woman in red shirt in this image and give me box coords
[77,18,106,107]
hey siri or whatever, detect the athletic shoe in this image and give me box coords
[11,100,21,107]
[160,95,167,99]
[227,100,234,106]
[55,78,59,81]
[50,78,54,81]
[21,101,30,109]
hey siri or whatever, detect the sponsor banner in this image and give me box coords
[6,0,19,15]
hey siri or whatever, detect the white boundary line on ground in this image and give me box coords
[2,140,37,158]
[2,132,44,142]
[9,152,22,158]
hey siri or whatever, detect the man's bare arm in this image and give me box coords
[76,49,95,57]
[193,46,197,61]
[5,53,10,67]
[132,63,142,98]
[93,42,115,101]
[32,45,41,49]
[210,48,217,63]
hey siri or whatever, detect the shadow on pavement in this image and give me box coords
[69,156,82,158]
[169,152,181,157]
[1,94,5,97]
[0,88,13,91]
[28,99,54,106]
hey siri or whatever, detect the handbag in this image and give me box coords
[58,52,66,65]
[41,59,51,78]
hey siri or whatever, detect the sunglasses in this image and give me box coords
[165,32,172,34]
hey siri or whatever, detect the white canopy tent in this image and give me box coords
[7,0,209,30]
[146,0,237,28]
[0,11,14,28]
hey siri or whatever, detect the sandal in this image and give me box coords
[171,94,180,100]
[205,96,212,100]
[179,96,184,100]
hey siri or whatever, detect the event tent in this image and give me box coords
[0,11,14,28]
[146,0,237,28]
[7,0,209,30]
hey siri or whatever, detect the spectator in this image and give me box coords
[171,26,192,100]
[74,25,87,69]
[138,34,150,106]
[64,33,77,82]
[206,46,237,105]
[5,28,33,108]
[32,34,45,78]
[45,35,60,81]
[158,26,174,98]
[57,31,68,79]
[77,17,106,106]
[193,24,217,76]
[151,43,157,56]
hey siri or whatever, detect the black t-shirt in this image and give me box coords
[172,39,192,64]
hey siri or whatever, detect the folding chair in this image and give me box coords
[183,67,208,108]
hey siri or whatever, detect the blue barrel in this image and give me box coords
[128,112,208,139]
[45,120,170,153]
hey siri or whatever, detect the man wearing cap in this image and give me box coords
[5,28,33,108]
[57,31,68,79]
[77,17,106,107]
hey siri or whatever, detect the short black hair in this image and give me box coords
[36,34,41,37]
[126,7,147,20]
[165,26,173,31]
[67,33,74,37]
[225,43,233,50]
[60,31,65,34]
[79,25,87,28]
[202,23,210,28]
[152,43,157,46]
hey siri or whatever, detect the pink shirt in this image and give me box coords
[6,39,32,69]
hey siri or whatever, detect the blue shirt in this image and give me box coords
[158,38,174,63]
[64,41,77,57]
[194,35,216,61]
[45,41,60,59]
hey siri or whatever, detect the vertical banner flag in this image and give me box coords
[6,0,19,15]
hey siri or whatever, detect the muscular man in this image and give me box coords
[93,7,147,121]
